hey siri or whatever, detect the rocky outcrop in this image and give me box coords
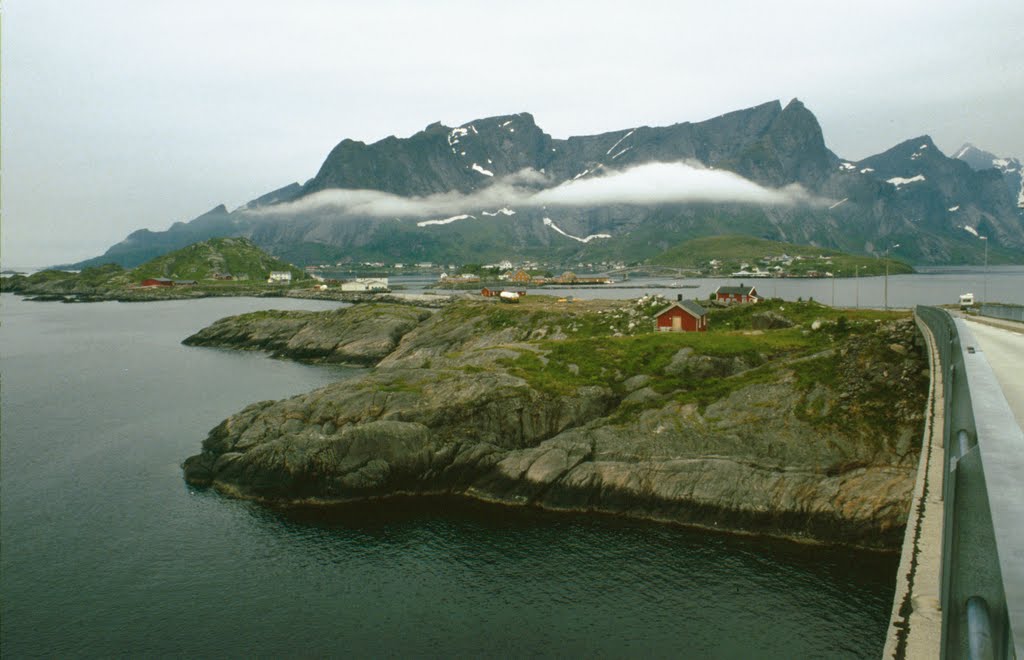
[182,303,432,365]
[182,301,929,548]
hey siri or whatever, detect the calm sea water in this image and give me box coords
[385,265,1024,308]
[1,294,896,657]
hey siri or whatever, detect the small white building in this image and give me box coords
[267,271,292,284]
[340,277,389,292]
[959,292,975,307]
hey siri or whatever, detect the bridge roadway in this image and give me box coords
[962,316,1024,430]
[885,309,1024,659]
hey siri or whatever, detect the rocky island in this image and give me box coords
[182,296,929,549]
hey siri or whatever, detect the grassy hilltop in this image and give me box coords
[131,237,307,282]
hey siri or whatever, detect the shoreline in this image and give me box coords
[206,481,904,554]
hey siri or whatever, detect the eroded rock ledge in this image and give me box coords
[182,303,431,365]
[183,298,929,548]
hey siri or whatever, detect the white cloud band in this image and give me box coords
[244,161,817,220]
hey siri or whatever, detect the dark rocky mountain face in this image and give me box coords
[953,143,1023,210]
[69,101,1024,270]
[849,137,1023,255]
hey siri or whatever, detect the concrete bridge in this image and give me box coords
[884,307,1024,659]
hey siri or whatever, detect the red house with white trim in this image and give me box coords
[141,278,173,287]
[655,300,708,332]
[713,284,760,304]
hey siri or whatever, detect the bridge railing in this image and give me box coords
[916,305,1023,659]
[978,303,1024,323]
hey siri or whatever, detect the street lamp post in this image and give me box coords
[884,243,900,311]
[980,235,988,306]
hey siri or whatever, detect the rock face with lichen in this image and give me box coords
[182,299,929,548]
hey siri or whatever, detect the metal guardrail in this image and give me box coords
[915,306,1023,659]
[978,304,1024,323]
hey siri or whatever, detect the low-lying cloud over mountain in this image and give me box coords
[244,162,818,221]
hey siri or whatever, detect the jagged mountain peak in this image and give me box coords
[952,142,1023,209]
[64,100,1024,271]
[954,142,1021,171]
[782,97,806,111]
[422,112,538,136]
[954,142,987,162]
[855,136,949,177]
[885,135,940,157]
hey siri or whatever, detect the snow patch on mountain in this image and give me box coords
[606,129,635,156]
[828,198,848,210]
[417,214,475,227]
[481,208,516,216]
[448,127,469,146]
[887,175,926,188]
[963,225,978,237]
[471,163,494,177]
[948,205,960,212]
[543,218,611,243]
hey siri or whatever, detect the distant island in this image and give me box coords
[648,235,914,277]
[3,238,317,303]
[4,235,915,304]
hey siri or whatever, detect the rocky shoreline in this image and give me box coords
[182,297,929,549]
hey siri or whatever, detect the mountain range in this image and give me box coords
[69,99,1024,269]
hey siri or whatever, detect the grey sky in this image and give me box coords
[3,0,1022,266]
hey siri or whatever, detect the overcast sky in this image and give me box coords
[3,0,1022,266]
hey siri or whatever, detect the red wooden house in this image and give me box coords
[713,284,760,304]
[655,300,707,332]
[141,278,173,287]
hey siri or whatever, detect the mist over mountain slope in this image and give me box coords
[69,100,1024,269]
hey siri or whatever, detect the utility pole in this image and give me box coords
[884,243,900,311]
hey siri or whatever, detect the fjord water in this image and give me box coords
[1,294,895,657]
